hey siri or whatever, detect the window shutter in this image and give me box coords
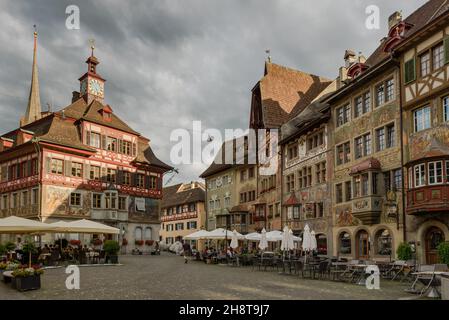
[102,135,107,150]
[404,57,416,84]
[27,160,32,176]
[132,143,137,157]
[118,139,123,154]
[86,130,90,146]
[145,175,150,189]
[117,169,123,185]
[444,36,449,65]
[84,164,90,179]
[45,157,51,174]
[157,176,162,190]
[64,160,72,176]
[132,173,137,187]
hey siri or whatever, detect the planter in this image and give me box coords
[106,255,119,264]
[442,276,449,300]
[13,275,41,292]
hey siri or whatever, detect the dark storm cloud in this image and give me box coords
[0,0,427,184]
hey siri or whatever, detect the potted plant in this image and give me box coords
[438,242,449,265]
[135,240,144,246]
[103,240,120,264]
[11,266,43,291]
[22,241,38,268]
[396,242,412,261]
[145,240,154,246]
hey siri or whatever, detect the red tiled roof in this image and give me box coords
[259,63,331,128]
[161,183,205,208]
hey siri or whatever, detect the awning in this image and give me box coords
[350,157,381,175]
[229,204,250,213]
[207,228,245,240]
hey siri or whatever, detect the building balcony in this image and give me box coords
[406,185,449,215]
[351,195,382,225]
[160,211,198,222]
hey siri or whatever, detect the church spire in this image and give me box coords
[21,26,42,127]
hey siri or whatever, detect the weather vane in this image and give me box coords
[33,24,37,36]
[89,38,95,56]
[265,49,271,63]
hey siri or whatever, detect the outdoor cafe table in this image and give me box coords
[410,271,449,298]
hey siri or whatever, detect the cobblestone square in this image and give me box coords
[0,253,418,300]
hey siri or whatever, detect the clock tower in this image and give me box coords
[79,42,105,104]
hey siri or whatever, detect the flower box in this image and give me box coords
[135,240,144,246]
[12,275,41,292]
[145,240,154,246]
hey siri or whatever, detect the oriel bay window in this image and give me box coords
[353,173,369,197]
[414,164,426,187]
[428,161,443,185]
[92,194,102,209]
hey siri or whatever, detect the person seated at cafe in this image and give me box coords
[227,247,235,258]
[41,245,50,254]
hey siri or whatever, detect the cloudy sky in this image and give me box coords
[0,0,427,185]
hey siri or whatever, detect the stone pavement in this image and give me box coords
[0,253,418,300]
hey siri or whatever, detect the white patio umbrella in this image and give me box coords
[266,230,284,242]
[207,228,244,240]
[302,224,313,265]
[280,225,290,251]
[50,219,119,234]
[258,228,268,251]
[0,216,57,234]
[311,230,317,252]
[184,229,211,240]
[230,230,239,249]
[288,229,295,250]
[245,232,261,241]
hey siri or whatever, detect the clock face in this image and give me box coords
[89,79,104,97]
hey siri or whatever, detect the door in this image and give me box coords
[425,227,445,264]
[356,230,370,260]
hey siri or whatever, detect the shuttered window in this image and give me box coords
[404,57,416,84]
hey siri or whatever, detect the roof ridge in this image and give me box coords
[266,62,331,82]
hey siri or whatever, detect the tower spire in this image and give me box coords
[21,26,42,127]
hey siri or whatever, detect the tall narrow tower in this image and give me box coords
[21,28,42,127]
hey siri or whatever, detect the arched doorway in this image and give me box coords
[356,230,370,260]
[316,234,327,255]
[425,227,445,264]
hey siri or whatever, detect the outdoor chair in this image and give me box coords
[388,260,406,280]
[340,259,360,282]
[406,264,438,296]
[315,260,330,280]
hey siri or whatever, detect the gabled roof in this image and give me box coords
[161,182,205,208]
[256,62,331,128]
[133,137,173,171]
[60,98,139,135]
[365,0,449,68]
[2,114,95,153]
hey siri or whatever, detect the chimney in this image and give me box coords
[191,181,196,189]
[388,11,402,30]
[338,66,348,89]
[344,49,357,68]
[72,91,80,103]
